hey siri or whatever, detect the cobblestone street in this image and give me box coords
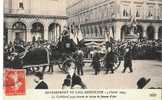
[26,60,162,89]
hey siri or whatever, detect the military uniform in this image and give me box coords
[75,50,84,75]
[104,51,115,74]
[91,52,101,75]
[122,50,133,73]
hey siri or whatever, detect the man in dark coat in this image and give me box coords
[62,74,71,89]
[10,53,22,69]
[122,48,133,73]
[66,63,87,89]
[91,52,101,75]
[71,73,87,89]
[75,50,84,75]
[62,73,87,89]
[34,72,48,89]
[104,47,115,74]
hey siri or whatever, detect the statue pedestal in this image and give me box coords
[124,25,138,41]
[130,29,134,35]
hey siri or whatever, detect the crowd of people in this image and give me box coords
[111,39,162,60]
[3,31,162,89]
[4,36,162,70]
[82,39,162,60]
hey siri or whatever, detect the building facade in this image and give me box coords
[4,0,68,44]
[67,0,162,41]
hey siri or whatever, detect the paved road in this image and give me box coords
[26,60,162,89]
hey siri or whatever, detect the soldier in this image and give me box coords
[75,49,84,75]
[104,47,115,74]
[47,64,54,73]
[91,52,101,75]
[122,48,133,73]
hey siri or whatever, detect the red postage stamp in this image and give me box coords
[4,69,26,96]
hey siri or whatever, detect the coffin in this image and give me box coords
[22,47,49,68]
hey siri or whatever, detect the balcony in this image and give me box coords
[4,9,66,16]
[4,9,31,14]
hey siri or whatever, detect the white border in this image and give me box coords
[0,0,3,100]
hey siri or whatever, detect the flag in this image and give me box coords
[70,32,74,40]
[105,31,109,42]
[130,16,134,25]
[109,26,114,38]
[70,32,78,45]
[70,24,84,45]
[104,26,114,42]
[130,15,136,26]
[73,36,78,45]
[69,23,77,45]
[77,29,83,41]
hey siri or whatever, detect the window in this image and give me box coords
[147,6,154,17]
[160,6,162,18]
[129,9,131,16]
[12,22,26,30]
[148,11,153,17]
[136,10,140,17]
[19,2,24,9]
[135,6,141,17]
[123,9,128,17]
[123,9,125,16]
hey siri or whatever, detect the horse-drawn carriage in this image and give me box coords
[5,30,122,74]
[49,35,78,73]
[18,35,78,74]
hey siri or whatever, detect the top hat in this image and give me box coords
[137,77,151,89]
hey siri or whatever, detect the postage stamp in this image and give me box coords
[4,69,26,96]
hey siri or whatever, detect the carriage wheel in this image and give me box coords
[57,55,73,73]
[62,59,76,73]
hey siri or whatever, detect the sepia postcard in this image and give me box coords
[2,0,162,99]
